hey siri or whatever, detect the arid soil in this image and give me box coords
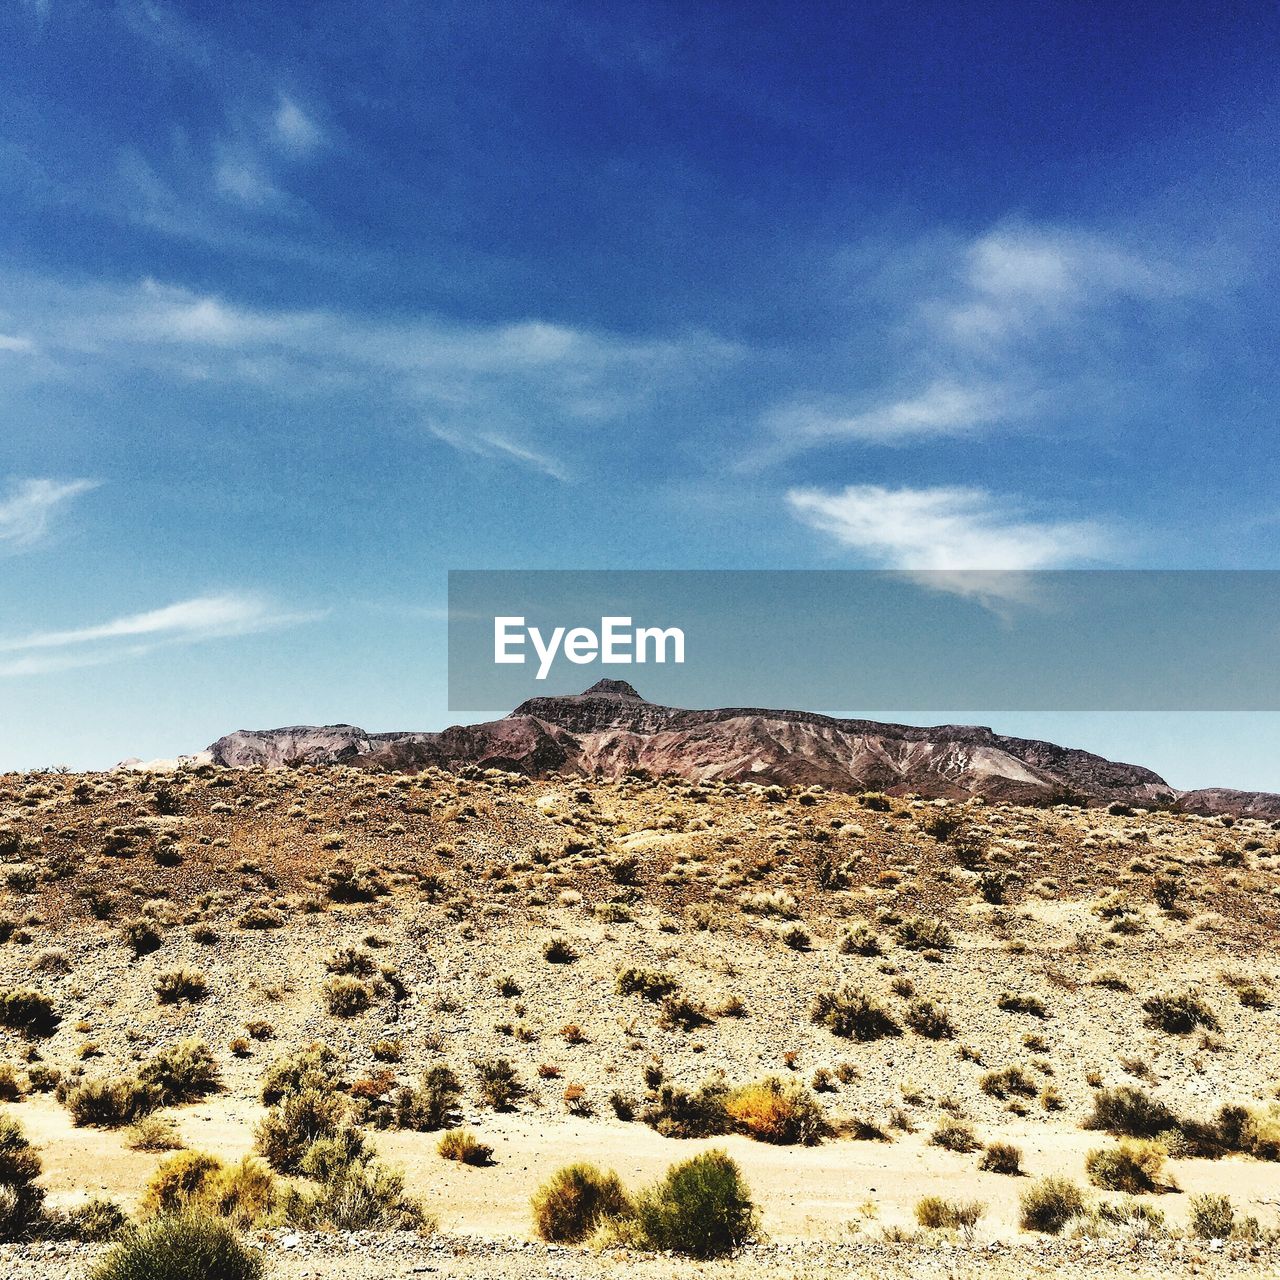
[2,763,1280,1274]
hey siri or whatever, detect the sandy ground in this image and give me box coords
[17,1094,1280,1241]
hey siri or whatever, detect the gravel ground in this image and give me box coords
[4,1233,1280,1280]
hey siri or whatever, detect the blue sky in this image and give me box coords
[2,0,1278,786]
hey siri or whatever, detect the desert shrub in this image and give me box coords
[25,1063,59,1093]
[979,1064,1037,1099]
[532,1163,631,1243]
[1019,1176,1086,1233]
[915,1195,985,1233]
[65,1076,159,1128]
[543,937,578,964]
[122,919,162,958]
[260,1042,344,1104]
[977,871,1008,904]
[43,1197,129,1241]
[438,1129,491,1166]
[1094,1197,1166,1233]
[724,1078,828,1145]
[740,890,799,919]
[0,988,58,1037]
[381,1064,462,1132]
[780,923,810,950]
[146,1151,278,1231]
[0,1116,44,1240]
[1085,1141,1167,1194]
[632,1150,758,1259]
[90,1210,263,1280]
[906,998,955,1039]
[930,1121,979,1153]
[896,917,952,951]
[322,977,372,1017]
[659,995,711,1031]
[810,986,900,1040]
[859,791,892,811]
[641,1079,730,1139]
[475,1057,525,1110]
[139,1038,219,1105]
[324,861,386,903]
[617,967,680,1000]
[154,970,206,1004]
[140,1151,224,1218]
[282,1159,425,1231]
[297,1127,369,1183]
[255,1089,344,1173]
[1188,1192,1235,1240]
[1152,876,1182,910]
[979,1141,1023,1174]
[237,907,284,930]
[814,853,851,890]
[997,992,1047,1018]
[1237,1107,1280,1161]
[0,1063,24,1101]
[326,946,374,977]
[1084,1087,1180,1138]
[607,855,641,885]
[126,1115,184,1152]
[1141,991,1219,1035]
[839,923,881,955]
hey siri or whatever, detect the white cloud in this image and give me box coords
[427,425,570,482]
[764,380,1011,447]
[0,335,35,354]
[760,222,1196,458]
[3,274,727,480]
[274,95,324,154]
[787,484,1108,571]
[942,226,1182,344]
[0,478,98,551]
[0,593,304,652]
[214,152,281,206]
[0,592,322,678]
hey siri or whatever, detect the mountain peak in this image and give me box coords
[581,679,645,699]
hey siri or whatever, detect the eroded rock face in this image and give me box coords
[201,681,1228,810]
[1177,788,1280,821]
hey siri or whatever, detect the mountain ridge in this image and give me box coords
[197,681,1280,818]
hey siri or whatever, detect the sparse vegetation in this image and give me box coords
[531,1163,631,1243]
[1019,1176,1086,1234]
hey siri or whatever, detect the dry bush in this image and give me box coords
[723,1078,828,1145]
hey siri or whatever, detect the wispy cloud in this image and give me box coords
[761,380,1013,449]
[0,592,322,678]
[0,478,98,551]
[1,274,729,480]
[755,223,1202,460]
[273,95,324,155]
[787,483,1109,571]
[427,425,570,483]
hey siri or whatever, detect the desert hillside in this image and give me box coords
[0,763,1279,1276]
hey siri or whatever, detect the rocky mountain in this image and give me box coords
[201,680,1280,815]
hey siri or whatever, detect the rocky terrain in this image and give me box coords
[205,681,1279,817]
[1,761,1280,1275]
